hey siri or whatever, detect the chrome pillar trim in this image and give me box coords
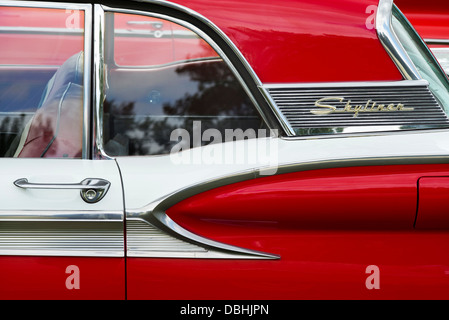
[83,4,93,159]
[92,4,113,160]
[376,0,421,80]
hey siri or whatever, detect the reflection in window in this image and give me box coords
[103,12,266,156]
[0,6,84,158]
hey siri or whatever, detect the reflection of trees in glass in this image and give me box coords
[104,61,266,156]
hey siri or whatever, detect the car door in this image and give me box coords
[95,1,449,299]
[0,2,125,299]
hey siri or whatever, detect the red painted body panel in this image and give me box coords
[0,257,125,300]
[113,13,218,66]
[0,7,84,65]
[128,164,449,299]
[416,177,449,229]
[396,0,449,40]
[171,0,403,83]
[128,232,449,299]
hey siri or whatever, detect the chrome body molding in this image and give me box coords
[261,80,449,135]
[126,164,278,259]
[126,154,449,259]
[425,39,449,45]
[0,210,124,257]
[126,215,279,259]
[376,0,421,80]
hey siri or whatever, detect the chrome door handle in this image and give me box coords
[14,178,111,203]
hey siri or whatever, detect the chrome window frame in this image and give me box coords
[93,4,279,159]
[0,0,93,159]
[376,0,421,80]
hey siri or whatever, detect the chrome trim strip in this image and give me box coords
[0,220,124,257]
[263,80,429,89]
[376,0,421,80]
[93,4,113,160]
[126,167,278,259]
[0,1,91,10]
[0,210,124,257]
[127,213,278,259]
[83,5,93,160]
[129,154,449,211]
[425,39,449,45]
[126,154,449,259]
[0,210,123,221]
[0,26,83,35]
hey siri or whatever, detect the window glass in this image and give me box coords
[392,6,449,113]
[102,12,267,156]
[0,6,85,158]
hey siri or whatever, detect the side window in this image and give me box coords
[0,5,85,158]
[102,12,267,156]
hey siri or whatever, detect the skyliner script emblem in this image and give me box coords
[310,97,414,117]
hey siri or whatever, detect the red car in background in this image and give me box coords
[397,0,449,74]
[1,0,449,302]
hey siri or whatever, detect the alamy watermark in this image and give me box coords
[169,121,279,175]
[365,5,377,30]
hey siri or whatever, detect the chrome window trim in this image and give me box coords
[92,4,112,159]
[0,0,91,10]
[93,3,280,159]
[0,26,84,35]
[376,0,421,80]
[425,39,449,45]
[263,79,429,89]
[0,210,123,221]
[83,5,93,159]
[136,0,264,88]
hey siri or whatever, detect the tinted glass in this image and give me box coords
[102,12,267,156]
[392,6,449,113]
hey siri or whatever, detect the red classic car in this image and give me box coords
[1,0,449,301]
[396,0,449,75]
